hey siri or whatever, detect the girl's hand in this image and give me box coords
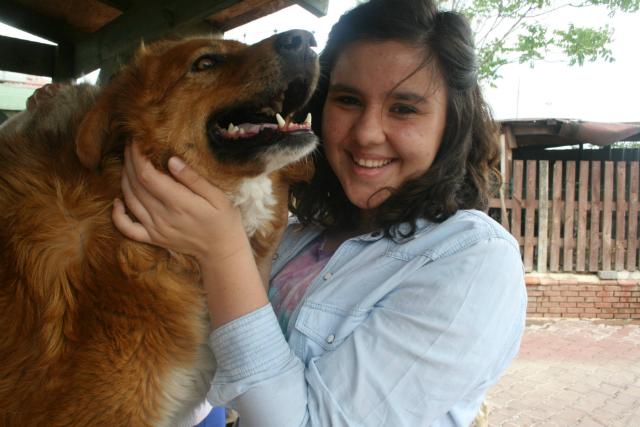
[112,141,251,265]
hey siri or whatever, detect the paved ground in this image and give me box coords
[482,318,640,426]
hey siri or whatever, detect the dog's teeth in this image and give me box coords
[227,123,235,133]
[239,128,245,134]
[231,126,239,134]
[304,113,312,125]
[276,113,286,129]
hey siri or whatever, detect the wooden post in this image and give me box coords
[627,162,639,271]
[589,162,601,272]
[524,160,537,272]
[615,162,627,270]
[538,161,549,272]
[550,161,563,272]
[564,161,576,271]
[512,161,524,253]
[602,162,614,270]
[576,161,589,271]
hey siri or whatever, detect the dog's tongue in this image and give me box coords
[237,123,278,134]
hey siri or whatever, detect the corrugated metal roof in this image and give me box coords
[500,118,640,148]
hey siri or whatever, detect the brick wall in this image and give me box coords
[525,275,640,319]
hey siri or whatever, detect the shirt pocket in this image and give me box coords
[294,301,371,355]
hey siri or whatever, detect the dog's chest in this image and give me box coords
[230,175,277,237]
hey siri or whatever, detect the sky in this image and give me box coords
[1,0,638,123]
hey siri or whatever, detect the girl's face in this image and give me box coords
[322,40,448,212]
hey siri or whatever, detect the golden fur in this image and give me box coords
[0,32,318,426]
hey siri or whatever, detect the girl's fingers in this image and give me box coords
[121,168,155,227]
[167,156,231,210]
[112,198,152,243]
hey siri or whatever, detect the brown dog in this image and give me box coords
[0,30,318,426]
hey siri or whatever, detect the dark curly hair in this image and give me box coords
[289,0,501,236]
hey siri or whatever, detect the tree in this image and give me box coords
[438,0,639,85]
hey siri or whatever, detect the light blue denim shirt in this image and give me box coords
[206,210,526,426]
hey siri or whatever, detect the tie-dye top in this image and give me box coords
[268,233,335,337]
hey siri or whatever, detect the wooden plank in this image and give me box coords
[293,0,329,16]
[602,162,614,270]
[550,161,563,272]
[590,162,602,271]
[499,135,510,232]
[615,162,627,270]
[97,0,134,12]
[0,36,56,77]
[512,161,524,252]
[538,161,549,272]
[576,161,590,271]
[0,1,86,44]
[524,160,537,272]
[74,0,245,76]
[563,161,576,271]
[627,162,639,271]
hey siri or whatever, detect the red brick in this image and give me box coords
[544,291,562,296]
[579,312,597,318]
[578,303,595,308]
[559,278,580,285]
[567,308,584,313]
[526,307,537,313]
[596,302,612,308]
[539,277,558,285]
[584,307,599,313]
[579,291,597,297]
[619,297,632,303]
[620,308,636,314]
[536,308,549,313]
[613,303,630,308]
[543,313,560,317]
[615,292,632,297]
[597,313,614,318]
[630,302,640,308]
[542,302,560,308]
[621,285,639,291]
[602,308,618,314]
[614,313,632,318]
[549,296,567,302]
[525,276,541,285]
[602,297,620,303]
[601,280,619,286]
[562,312,580,317]
[633,292,640,297]
[618,279,639,286]
[583,297,598,303]
[568,285,588,291]
[604,285,622,291]
[548,308,565,313]
[568,297,585,303]
[596,291,614,297]
[528,291,543,297]
[561,291,579,297]
[560,303,577,308]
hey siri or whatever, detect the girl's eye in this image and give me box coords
[391,105,418,115]
[335,96,361,106]
[192,56,219,71]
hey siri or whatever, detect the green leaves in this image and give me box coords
[439,0,638,85]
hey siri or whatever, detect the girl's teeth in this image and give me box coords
[353,155,392,168]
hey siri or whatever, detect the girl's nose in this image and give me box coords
[351,106,386,147]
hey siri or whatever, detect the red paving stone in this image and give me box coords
[481,318,640,426]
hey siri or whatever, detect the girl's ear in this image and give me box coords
[75,93,115,171]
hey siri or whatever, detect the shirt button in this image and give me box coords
[327,334,335,343]
[323,273,332,280]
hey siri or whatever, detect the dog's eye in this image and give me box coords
[193,55,220,72]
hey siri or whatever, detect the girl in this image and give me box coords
[113,0,527,425]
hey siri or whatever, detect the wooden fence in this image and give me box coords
[489,160,640,273]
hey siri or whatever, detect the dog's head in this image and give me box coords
[76,30,319,194]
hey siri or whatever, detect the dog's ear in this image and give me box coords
[75,92,115,170]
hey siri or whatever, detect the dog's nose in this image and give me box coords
[275,30,317,56]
